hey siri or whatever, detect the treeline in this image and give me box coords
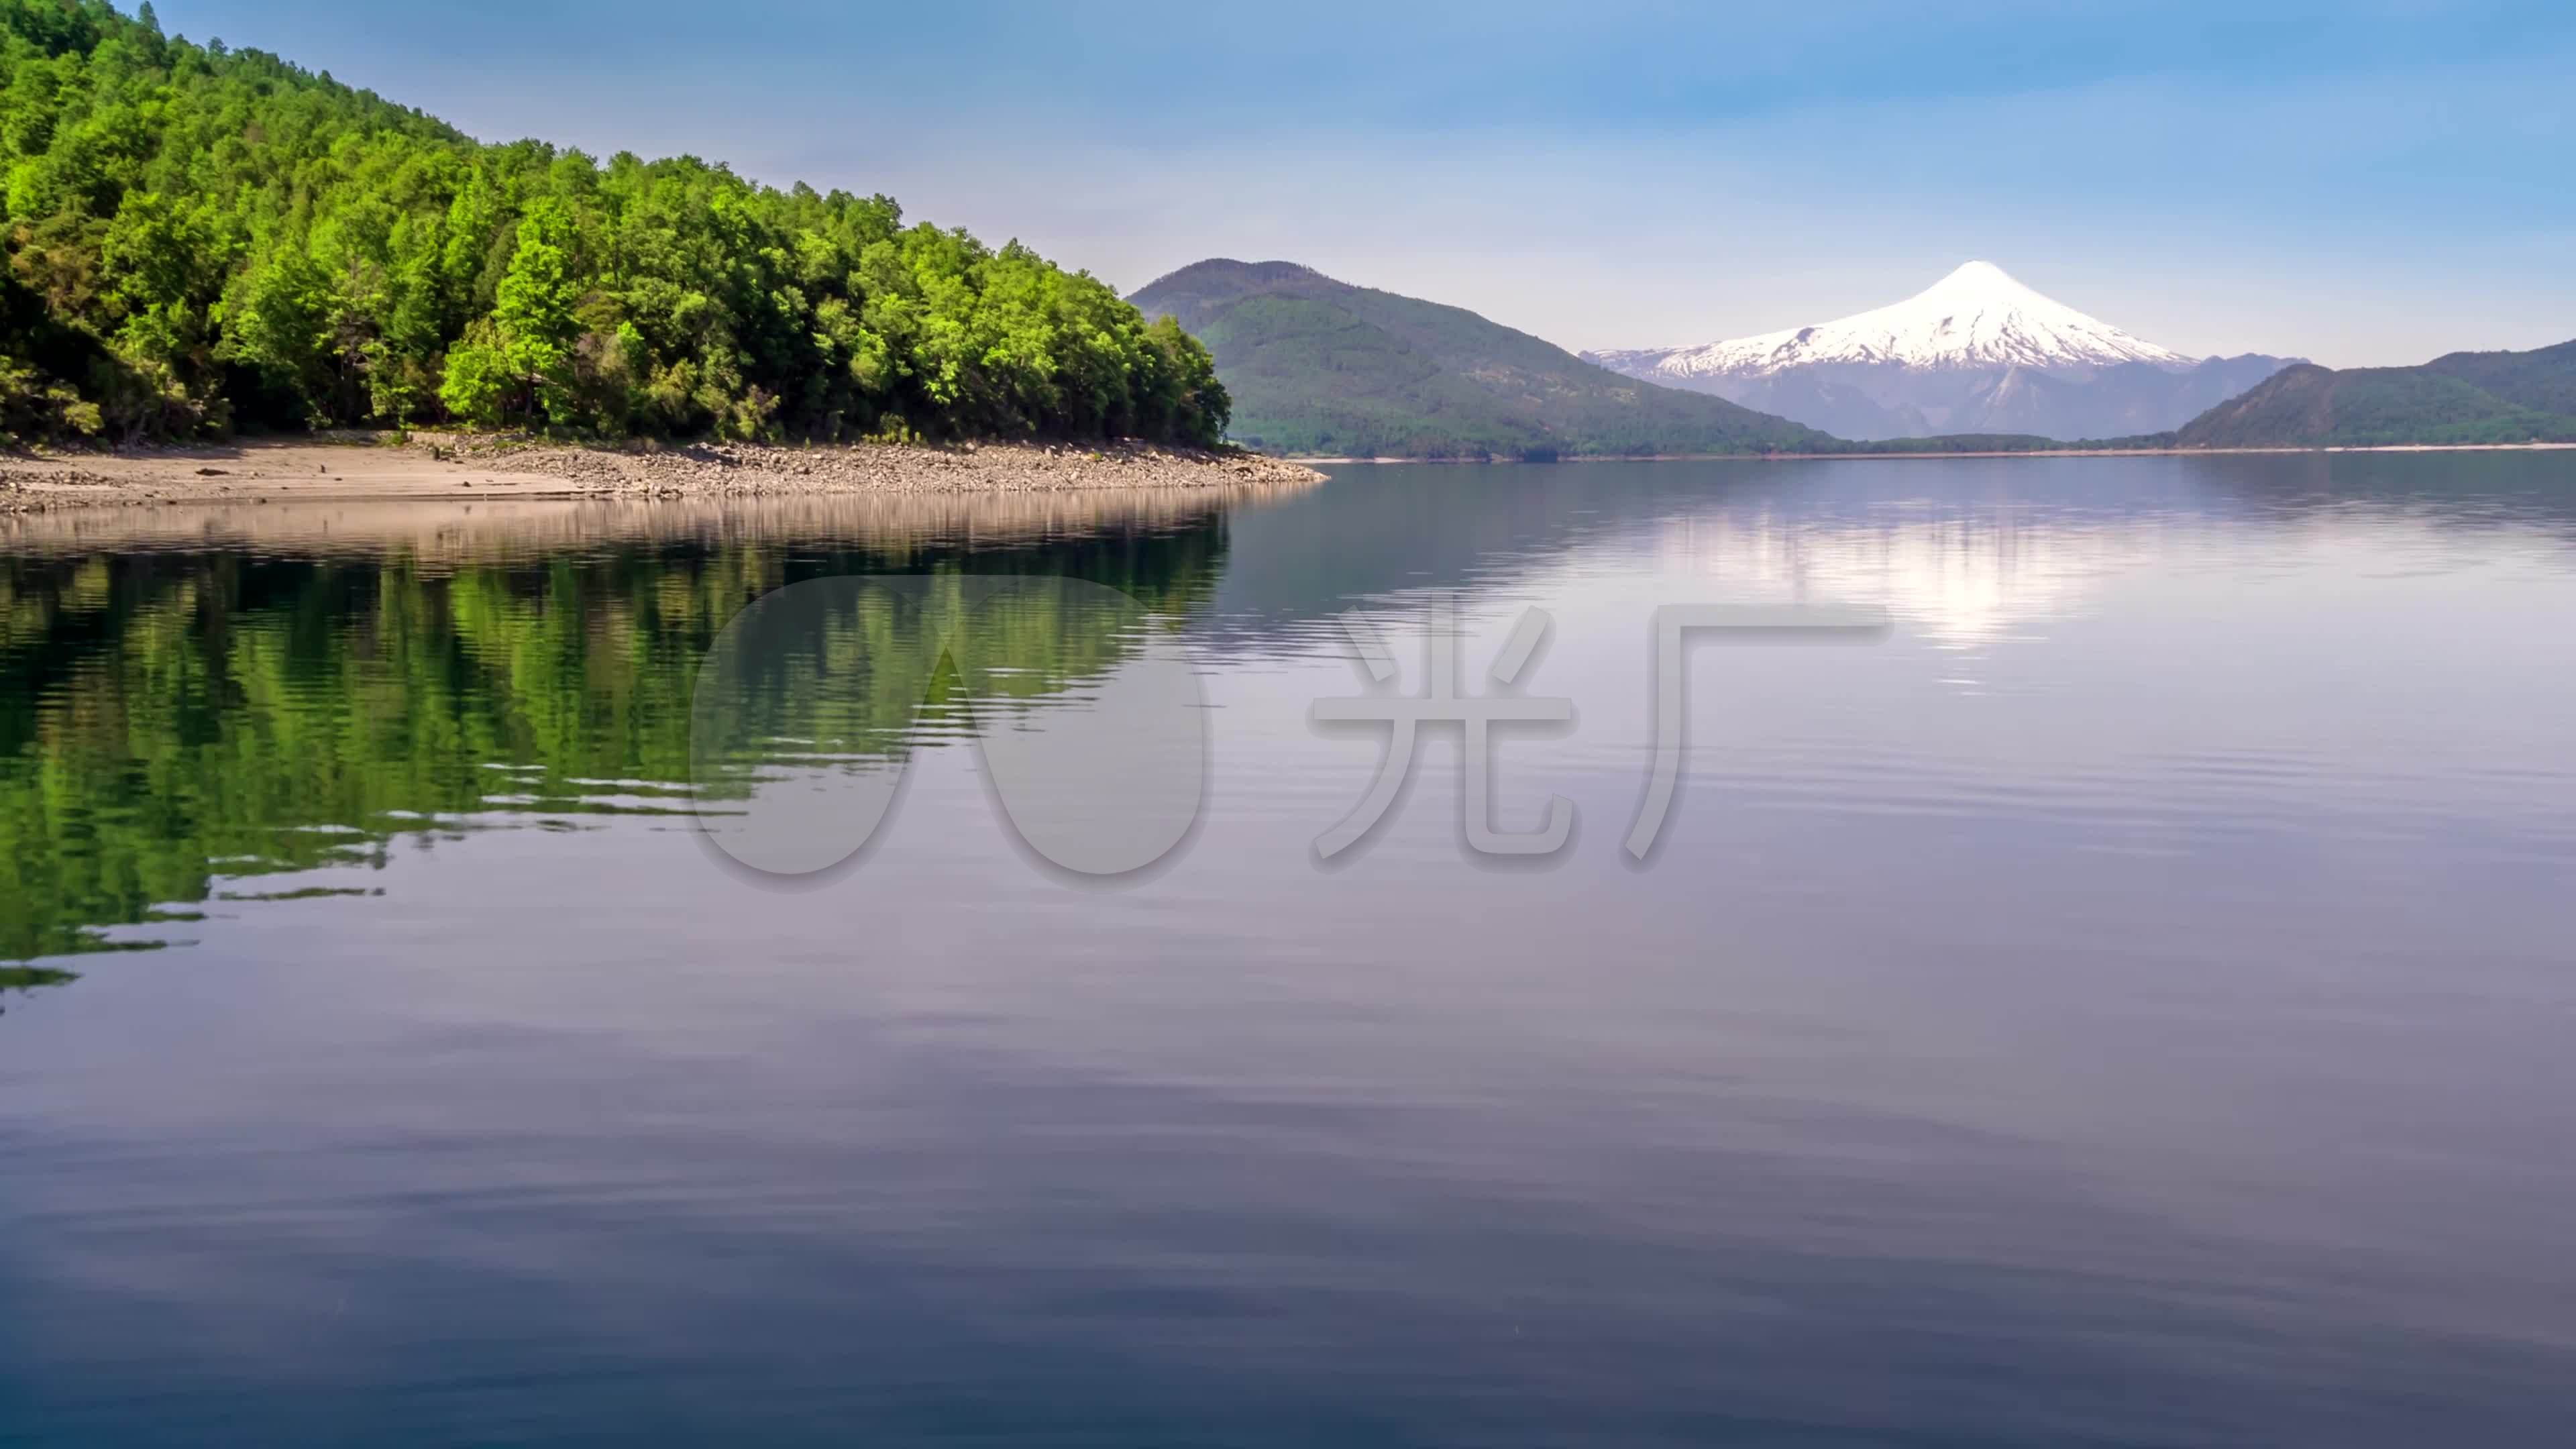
[0,1,1229,445]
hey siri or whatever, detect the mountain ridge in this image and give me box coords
[1128,259,1831,459]
[2171,339,2576,448]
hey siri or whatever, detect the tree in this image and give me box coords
[437,320,509,428]
[0,1,1239,448]
[490,199,580,425]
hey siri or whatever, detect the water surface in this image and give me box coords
[4,455,2575,1446]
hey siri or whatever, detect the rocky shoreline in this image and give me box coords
[0,434,1325,513]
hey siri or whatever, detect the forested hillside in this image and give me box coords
[2174,341,2576,448]
[1129,260,1828,459]
[0,0,1227,445]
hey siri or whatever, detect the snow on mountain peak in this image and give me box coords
[1933,259,2017,288]
[1593,262,2192,380]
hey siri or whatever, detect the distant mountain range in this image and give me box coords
[1585,262,2294,443]
[2171,339,2576,448]
[1131,256,2573,458]
[1126,260,1828,459]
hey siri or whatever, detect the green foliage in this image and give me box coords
[2175,344,2576,449]
[435,323,509,427]
[0,0,1227,445]
[490,199,578,423]
[0,347,93,433]
[1127,259,1831,459]
[2420,339,2576,419]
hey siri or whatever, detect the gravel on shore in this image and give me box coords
[0,434,1325,513]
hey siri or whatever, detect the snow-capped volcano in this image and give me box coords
[1593,261,2188,380]
[1584,262,2291,441]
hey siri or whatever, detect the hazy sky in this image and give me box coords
[151,1,2576,366]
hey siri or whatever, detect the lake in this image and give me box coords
[4,453,2575,1446]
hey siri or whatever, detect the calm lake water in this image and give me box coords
[5,454,2575,1446]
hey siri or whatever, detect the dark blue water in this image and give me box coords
[4,454,2574,1445]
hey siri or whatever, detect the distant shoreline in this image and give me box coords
[1293,442,2576,464]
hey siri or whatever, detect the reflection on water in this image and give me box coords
[1648,504,2110,654]
[5,453,2576,1446]
[0,963,76,1005]
[0,493,1243,961]
[690,574,1209,879]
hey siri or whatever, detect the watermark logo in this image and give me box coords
[1623,604,1888,861]
[1311,604,1574,859]
[688,576,1203,880]
[688,577,1886,881]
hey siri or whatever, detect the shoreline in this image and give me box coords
[9,433,2564,509]
[1293,442,2576,463]
[0,435,1325,513]
[0,486,1300,559]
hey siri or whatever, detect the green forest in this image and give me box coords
[0,0,1228,446]
[2171,343,2576,449]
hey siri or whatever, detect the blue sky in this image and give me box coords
[152,1,2576,366]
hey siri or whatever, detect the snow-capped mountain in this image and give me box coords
[1596,261,2188,378]
[1585,262,2293,442]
